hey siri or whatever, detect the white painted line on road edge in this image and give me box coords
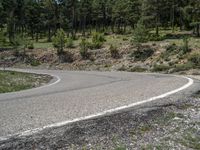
[13,69,62,90]
[35,74,61,90]
[0,76,194,140]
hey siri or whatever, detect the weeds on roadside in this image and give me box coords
[80,38,90,59]
[110,44,120,59]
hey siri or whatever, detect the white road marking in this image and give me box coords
[35,74,61,89]
[0,75,194,141]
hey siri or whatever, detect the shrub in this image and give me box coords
[122,38,128,41]
[130,66,147,72]
[11,34,30,60]
[13,49,20,57]
[30,59,40,66]
[52,29,66,55]
[0,31,7,46]
[12,35,23,47]
[189,53,200,67]
[28,42,34,49]
[80,38,90,59]
[180,37,190,54]
[12,35,29,48]
[148,34,165,41]
[172,63,194,72]
[66,37,74,48]
[160,43,179,60]
[131,46,154,61]
[59,51,74,63]
[90,32,106,49]
[110,44,120,59]
[152,64,171,72]
[132,20,149,44]
[26,56,40,66]
[166,43,178,52]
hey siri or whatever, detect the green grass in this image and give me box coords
[33,42,53,49]
[105,34,131,47]
[0,70,52,93]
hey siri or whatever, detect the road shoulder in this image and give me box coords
[0,78,199,150]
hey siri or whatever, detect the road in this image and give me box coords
[0,69,194,139]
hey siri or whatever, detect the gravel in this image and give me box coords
[0,96,200,150]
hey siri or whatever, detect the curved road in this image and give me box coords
[0,69,194,139]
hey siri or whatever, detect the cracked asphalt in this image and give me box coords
[0,69,195,139]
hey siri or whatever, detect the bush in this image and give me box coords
[166,43,178,52]
[130,66,147,72]
[180,37,190,54]
[28,42,34,49]
[59,51,74,63]
[80,38,90,59]
[66,37,74,48]
[110,44,120,59]
[160,43,179,60]
[172,63,194,72]
[90,32,106,49]
[0,31,7,46]
[132,20,149,43]
[30,59,40,66]
[131,46,154,61]
[152,64,171,72]
[26,56,40,66]
[13,49,20,57]
[52,29,66,55]
[189,53,200,67]
[12,34,28,49]
[147,34,165,41]
[123,38,128,41]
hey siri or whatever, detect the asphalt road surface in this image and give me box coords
[0,69,194,139]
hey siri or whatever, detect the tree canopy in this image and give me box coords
[0,0,199,44]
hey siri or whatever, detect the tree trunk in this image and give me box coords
[171,1,175,33]
[197,24,200,37]
[48,26,51,42]
[156,25,159,36]
[82,16,86,36]
[155,0,159,36]
[156,15,159,36]
[71,2,76,39]
[8,11,15,43]
[36,32,39,42]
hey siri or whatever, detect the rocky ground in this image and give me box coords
[0,91,200,150]
[1,38,198,74]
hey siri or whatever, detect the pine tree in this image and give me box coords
[142,0,165,36]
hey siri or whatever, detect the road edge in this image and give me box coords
[0,74,194,141]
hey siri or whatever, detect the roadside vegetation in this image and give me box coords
[0,70,52,93]
[0,0,199,74]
